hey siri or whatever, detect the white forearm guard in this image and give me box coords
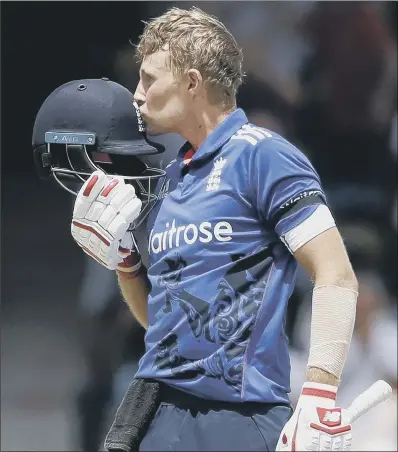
[307,285,358,380]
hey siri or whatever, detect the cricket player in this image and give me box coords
[66,7,387,452]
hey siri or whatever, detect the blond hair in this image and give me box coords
[136,7,244,109]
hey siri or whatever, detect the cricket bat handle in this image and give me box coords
[346,380,393,423]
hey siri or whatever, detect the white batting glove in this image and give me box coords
[277,380,393,452]
[71,170,142,275]
[277,382,352,452]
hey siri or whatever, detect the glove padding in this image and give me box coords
[71,170,142,271]
[277,382,352,452]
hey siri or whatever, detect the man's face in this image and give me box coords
[134,50,189,135]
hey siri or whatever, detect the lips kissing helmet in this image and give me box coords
[32,78,166,228]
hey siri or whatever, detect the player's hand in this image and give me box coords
[71,170,142,275]
[276,382,352,451]
[277,379,392,451]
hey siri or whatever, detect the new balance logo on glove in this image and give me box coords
[320,409,341,426]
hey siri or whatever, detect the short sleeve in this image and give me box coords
[249,137,327,237]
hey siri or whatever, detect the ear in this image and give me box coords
[187,69,203,95]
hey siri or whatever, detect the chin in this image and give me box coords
[146,127,164,137]
[146,123,172,136]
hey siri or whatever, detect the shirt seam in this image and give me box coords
[240,262,276,400]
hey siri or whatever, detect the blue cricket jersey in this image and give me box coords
[135,109,326,404]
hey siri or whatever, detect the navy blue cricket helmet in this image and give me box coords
[32,78,166,228]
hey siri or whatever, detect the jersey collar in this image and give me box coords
[177,109,248,166]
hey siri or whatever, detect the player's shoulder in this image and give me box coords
[230,122,311,165]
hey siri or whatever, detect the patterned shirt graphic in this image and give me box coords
[136,109,326,403]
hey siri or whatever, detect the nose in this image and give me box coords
[133,81,146,106]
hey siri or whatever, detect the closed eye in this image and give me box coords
[140,69,155,83]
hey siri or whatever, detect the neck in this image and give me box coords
[178,104,235,150]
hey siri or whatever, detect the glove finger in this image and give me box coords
[318,431,331,451]
[108,254,124,268]
[110,184,138,212]
[80,244,114,269]
[73,195,91,220]
[107,215,130,241]
[71,222,79,242]
[98,241,112,262]
[330,435,342,451]
[80,170,109,202]
[98,178,124,205]
[87,233,101,255]
[120,197,142,225]
[75,170,108,214]
[73,171,108,218]
[99,241,121,269]
[119,231,134,250]
[86,201,106,222]
[98,238,117,259]
[76,226,90,246]
[97,205,117,231]
[342,432,352,450]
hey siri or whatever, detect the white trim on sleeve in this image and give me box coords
[280,205,336,253]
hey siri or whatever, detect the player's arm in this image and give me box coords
[277,202,358,387]
[293,226,358,386]
[250,137,357,387]
[249,137,388,450]
[71,171,150,329]
[117,269,150,329]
